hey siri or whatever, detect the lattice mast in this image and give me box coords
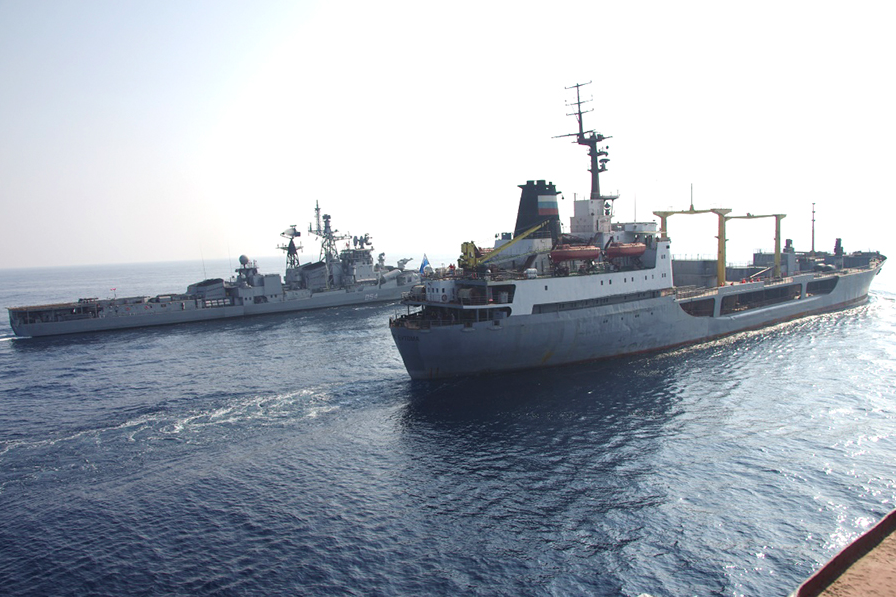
[308,200,350,289]
[278,225,302,269]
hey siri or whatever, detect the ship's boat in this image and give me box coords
[550,245,602,262]
[604,242,646,259]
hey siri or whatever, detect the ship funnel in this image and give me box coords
[513,180,562,244]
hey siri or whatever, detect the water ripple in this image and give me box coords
[1,266,895,596]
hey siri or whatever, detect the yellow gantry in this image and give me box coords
[712,209,733,286]
[653,205,714,238]
[725,213,786,280]
[652,206,786,286]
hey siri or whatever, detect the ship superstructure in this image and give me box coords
[389,84,886,379]
[9,204,421,337]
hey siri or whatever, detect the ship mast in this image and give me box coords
[555,81,612,200]
[811,202,816,256]
[308,201,350,289]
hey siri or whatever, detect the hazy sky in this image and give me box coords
[1,0,894,271]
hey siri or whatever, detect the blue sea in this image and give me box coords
[1,258,895,596]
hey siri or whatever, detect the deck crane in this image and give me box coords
[458,220,550,270]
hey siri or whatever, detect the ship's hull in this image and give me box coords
[391,265,882,379]
[10,282,410,338]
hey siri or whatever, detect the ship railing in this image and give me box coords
[400,292,505,307]
[451,267,617,281]
[720,291,802,315]
[448,295,493,306]
[458,295,494,306]
[674,275,797,300]
[427,270,525,282]
[477,271,530,281]
[674,286,718,300]
[826,262,879,274]
[390,314,461,330]
[671,262,881,302]
[762,275,794,286]
[440,265,628,282]
[9,302,80,312]
[546,264,618,278]
[451,271,531,282]
[60,312,97,321]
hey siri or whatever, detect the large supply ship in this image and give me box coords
[9,203,421,337]
[389,83,886,379]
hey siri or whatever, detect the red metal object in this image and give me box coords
[550,245,602,262]
[604,242,646,259]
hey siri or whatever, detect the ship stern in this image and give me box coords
[390,324,431,379]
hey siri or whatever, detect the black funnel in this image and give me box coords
[513,180,561,244]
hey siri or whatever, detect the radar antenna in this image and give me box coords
[278,225,302,269]
[307,200,351,289]
[554,81,612,200]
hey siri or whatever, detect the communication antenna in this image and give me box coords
[278,225,302,269]
[554,81,612,200]
[307,200,351,288]
[811,202,816,256]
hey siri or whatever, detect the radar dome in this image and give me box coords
[239,255,249,265]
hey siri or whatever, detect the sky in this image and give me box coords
[1,0,894,273]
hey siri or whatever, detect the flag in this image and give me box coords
[537,195,559,216]
[419,254,430,274]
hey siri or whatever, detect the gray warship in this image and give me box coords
[9,202,421,337]
[389,83,886,379]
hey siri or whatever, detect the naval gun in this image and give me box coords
[458,220,550,270]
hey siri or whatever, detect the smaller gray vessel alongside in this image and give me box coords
[9,202,421,337]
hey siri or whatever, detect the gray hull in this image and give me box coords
[9,200,423,338]
[391,266,882,379]
[11,283,409,338]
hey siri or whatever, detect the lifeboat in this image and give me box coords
[550,245,602,262]
[604,242,646,259]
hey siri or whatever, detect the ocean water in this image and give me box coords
[1,260,895,596]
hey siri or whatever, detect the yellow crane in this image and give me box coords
[458,220,550,270]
